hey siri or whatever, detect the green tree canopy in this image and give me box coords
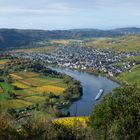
[89,84,140,140]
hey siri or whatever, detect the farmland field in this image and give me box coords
[117,64,140,84]
[0,71,67,109]
[15,71,40,78]
[12,82,30,89]
[85,35,140,52]
[0,99,33,109]
[24,96,45,103]
[0,59,9,65]
[0,82,13,101]
[36,85,65,95]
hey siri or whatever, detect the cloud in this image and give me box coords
[0,1,76,16]
[0,0,140,15]
[0,0,140,29]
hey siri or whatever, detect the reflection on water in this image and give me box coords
[50,67,119,116]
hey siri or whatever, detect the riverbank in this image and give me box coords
[0,60,84,121]
[48,66,118,116]
[47,64,121,85]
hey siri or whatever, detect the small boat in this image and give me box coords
[95,89,104,100]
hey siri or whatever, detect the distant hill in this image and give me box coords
[0,27,140,50]
[112,27,140,35]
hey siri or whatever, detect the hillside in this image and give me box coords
[85,35,140,52]
[0,28,124,51]
[113,27,140,34]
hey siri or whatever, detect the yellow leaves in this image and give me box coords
[12,82,30,89]
[0,61,6,65]
[37,85,65,95]
[9,74,23,80]
[53,117,89,128]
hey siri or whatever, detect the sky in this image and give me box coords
[0,0,140,30]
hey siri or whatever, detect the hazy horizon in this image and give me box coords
[0,0,140,30]
[0,26,140,31]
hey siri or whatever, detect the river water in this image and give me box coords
[50,67,119,116]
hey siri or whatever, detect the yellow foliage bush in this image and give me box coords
[53,117,89,128]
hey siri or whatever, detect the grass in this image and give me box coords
[14,39,81,53]
[117,64,140,84]
[124,56,140,62]
[0,99,33,109]
[15,76,67,88]
[111,62,124,67]
[85,35,140,52]
[15,88,41,97]
[14,46,57,53]
[37,76,67,87]
[24,78,50,87]
[15,71,40,78]
[0,82,13,101]
[50,39,71,45]
[24,96,45,103]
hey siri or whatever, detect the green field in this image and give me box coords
[85,35,140,52]
[0,82,13,101]
[117,64,140,84]
[24,96,45,103]
[0,71,67,109]
[124,56,140,62]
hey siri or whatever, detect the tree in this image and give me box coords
[5,76,12,83]
[0,113,20,140]
[89,84,140,140]
[9,92,17,99]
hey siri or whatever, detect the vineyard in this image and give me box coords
[0,71,67,109]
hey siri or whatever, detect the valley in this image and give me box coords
[0,28,140,140]
[0,57,82,120]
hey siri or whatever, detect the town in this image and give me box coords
[13,45,140,76]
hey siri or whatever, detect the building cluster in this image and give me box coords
[13,45,139,76]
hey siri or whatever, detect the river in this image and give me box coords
[50,67,119,116]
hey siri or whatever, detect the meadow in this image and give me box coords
[85,35,140,52]
[0,71,67,109]
[117,64,140,85]
[14,39,82,53]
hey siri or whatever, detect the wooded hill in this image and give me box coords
[1,27,140,51]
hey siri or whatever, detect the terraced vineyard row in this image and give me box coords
[0,71,67,109]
